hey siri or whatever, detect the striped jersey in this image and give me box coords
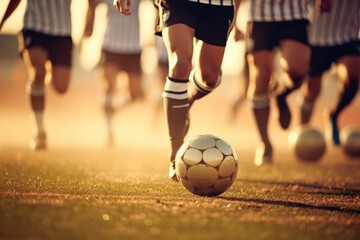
[249,0,309,22]
[98,0,141,54]
[187,0,234,6]
[23,0,72,36]
[308,0,360,46]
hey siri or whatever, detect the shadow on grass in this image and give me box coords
[218,179,360,214]
[238,178,360,196]
[218,196,360,214]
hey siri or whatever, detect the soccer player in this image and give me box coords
[245,0,311,166]
[300,0,360,145]
[0,0,93,150]
[84,0,144,145]
[114,0,239,181]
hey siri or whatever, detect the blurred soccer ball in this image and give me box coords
[175,134,238,196]
[289,125,326,162]
[341,127,360,157]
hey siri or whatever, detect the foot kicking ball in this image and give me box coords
[175,134,238,196]
[289,125,326,162]
[341,127,360,157]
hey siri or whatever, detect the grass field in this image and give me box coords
[1,36,360,239]
[1,146,360,240]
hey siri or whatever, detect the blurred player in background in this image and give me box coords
[230,0,250,121]
[85,0,144,145]
[245,0,311,166]
[300,0,360,145]
[0,0,93,150]
[114,0,239,181]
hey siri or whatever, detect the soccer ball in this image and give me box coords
[288,125,326,162]
[341,127,360,157]
[175,134,238,196]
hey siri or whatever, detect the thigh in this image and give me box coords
[337,56,360,80]
[197,41,225,85]
[247,51,274,95]
[19,30,48,81]
[280,40,310,78]
[337,41,360,79]
[162,24,194,79]
[279,20,310,78]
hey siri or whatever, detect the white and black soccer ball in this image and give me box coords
[175,134,238,196]
[288,125,326,162]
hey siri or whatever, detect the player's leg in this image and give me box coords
[247,51,273,165]
[50,36,73,94]
[277,21,310,129]
[188,41,224,106]
[19,30,50,150]
[330,54,360,145]
[126,54,144,101]
[162,24,194,180]
[186,41,224,137]
[300,75,322,124]
[300,47,331,125]
[101,52,120,145]
[277,41,310,129]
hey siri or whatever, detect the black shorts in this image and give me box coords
[249,20,309,52]
[101,50,142,74]
[309,40,360,76]
[155,0,234,46]
[18,29,73,67]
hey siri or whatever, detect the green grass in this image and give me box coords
[0,146,360,240]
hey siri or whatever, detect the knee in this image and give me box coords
[52,77,70,94]
[31,66,47,84]
[169,56,193,79]
[288,65,308,84]
[51,68,71,94]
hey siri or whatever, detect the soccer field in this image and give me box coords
[1,35,360,239]
[1,146,360,240]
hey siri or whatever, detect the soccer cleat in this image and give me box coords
[29,132,47,150]
[169,161,178,182]
[254,143,272,166]
[276,95,291,129]
[330,113,340,145]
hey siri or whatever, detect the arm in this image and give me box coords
[233,0,245,41]
[0,0,22,31]
[83,0,98,38]
[113,0,132,15]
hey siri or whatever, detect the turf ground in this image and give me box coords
[0,36,360,240]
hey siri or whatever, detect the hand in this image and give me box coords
[113,0,132,15]
[316,0,331,13]
[234,27,245,42]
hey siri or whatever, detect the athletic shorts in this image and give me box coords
[249,20,309,52]
[309,40,360,76]
[101,50,142,74]
[155,0,234,46]
[18,29,73,67]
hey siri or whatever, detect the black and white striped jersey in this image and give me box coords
[249,0,309,22]
[308,0,360,46]
[99,0,141,54]
[23,0,72,36]
[187,0,234,6]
